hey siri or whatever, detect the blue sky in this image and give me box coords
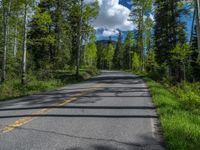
[87,0,193,41]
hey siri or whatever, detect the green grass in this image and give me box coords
[0,68,99,101]
[0,79,63,101]
[144,78,200,150]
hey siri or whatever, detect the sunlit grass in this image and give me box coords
[0,68,99,101]
[0,79,63,101]
[144,78,200,150]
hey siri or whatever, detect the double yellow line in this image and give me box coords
[0,83,104,134]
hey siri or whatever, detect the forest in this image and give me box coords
[0,0,200,105]
[0,0,200,149]
[0,0,199,101]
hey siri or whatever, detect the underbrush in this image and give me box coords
[171,82,200,113]
[0,68,99,101]
[144,78,200,150]
[0,79,63,101]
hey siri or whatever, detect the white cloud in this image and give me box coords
[102,29,119,36]
[86,0,135,36]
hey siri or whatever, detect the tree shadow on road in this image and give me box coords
[0,123,165,150]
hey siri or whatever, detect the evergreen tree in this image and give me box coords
[191,1,200,81]
[69,0,99,70]
[171,43,191,81]
[130,0,153,71]
[29,0,67,69]
[154,0,187,64]
[145,48,157,73]
[194,0,200,57]
[113,31,123,69]
[97,44,106,69]
[154,0,189,81]
[28,0,98,72]
[123,31,134,69]
[105,43,115,70]
[144,16,153,51]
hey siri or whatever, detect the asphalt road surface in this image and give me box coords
[0,71,165,150]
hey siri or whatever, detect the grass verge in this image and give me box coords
[143,77,200,150]
[0,68,99,101]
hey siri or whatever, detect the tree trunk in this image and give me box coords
[183,62,186,81]
[2,0,9,81]
[141,9,144,72]
[13,18,18,58]
[21,0,28,84]
[129,48,132,69]
[76,0,83,77]
[55,0,62,57]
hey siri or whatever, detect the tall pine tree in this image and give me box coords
[123,31,134,69]
[154,0,187,64]
[113,31,123,69]
[130,0,153,71]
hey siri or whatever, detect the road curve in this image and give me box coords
[0,71,165,150]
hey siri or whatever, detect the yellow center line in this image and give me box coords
[0,83,105,134]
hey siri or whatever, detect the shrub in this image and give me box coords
[132,52,141,72]
[171,82,200,112]
[149,63,168,81]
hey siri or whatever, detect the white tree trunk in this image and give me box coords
[21,0,28,84]
[76,0,83,77]
[13,19,18,58]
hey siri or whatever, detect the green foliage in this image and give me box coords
[154,0,188,64]
[84,41,97,67]
[130,0,153,24]
[96,39,115,70]
[170,43,191,81]
[144,78,200,150]
[171,43,191,63]
[124,32,134,47]
[132,52,141,72]
[171,82,200,113]
[29,0,70,70]
[32,10,52,32]
[0,78,63,101]
[0,69,99,101]
[113,32,123,69]
[148,63,169,82]
[104,43,115,69]
[130,0,153,71]
[144,16,153,50]
[123,31,134,69]
[69,0,99,66]
[145,49,157,72]
[0,0,100,98]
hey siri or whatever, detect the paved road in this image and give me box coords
[0,71,164,150]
